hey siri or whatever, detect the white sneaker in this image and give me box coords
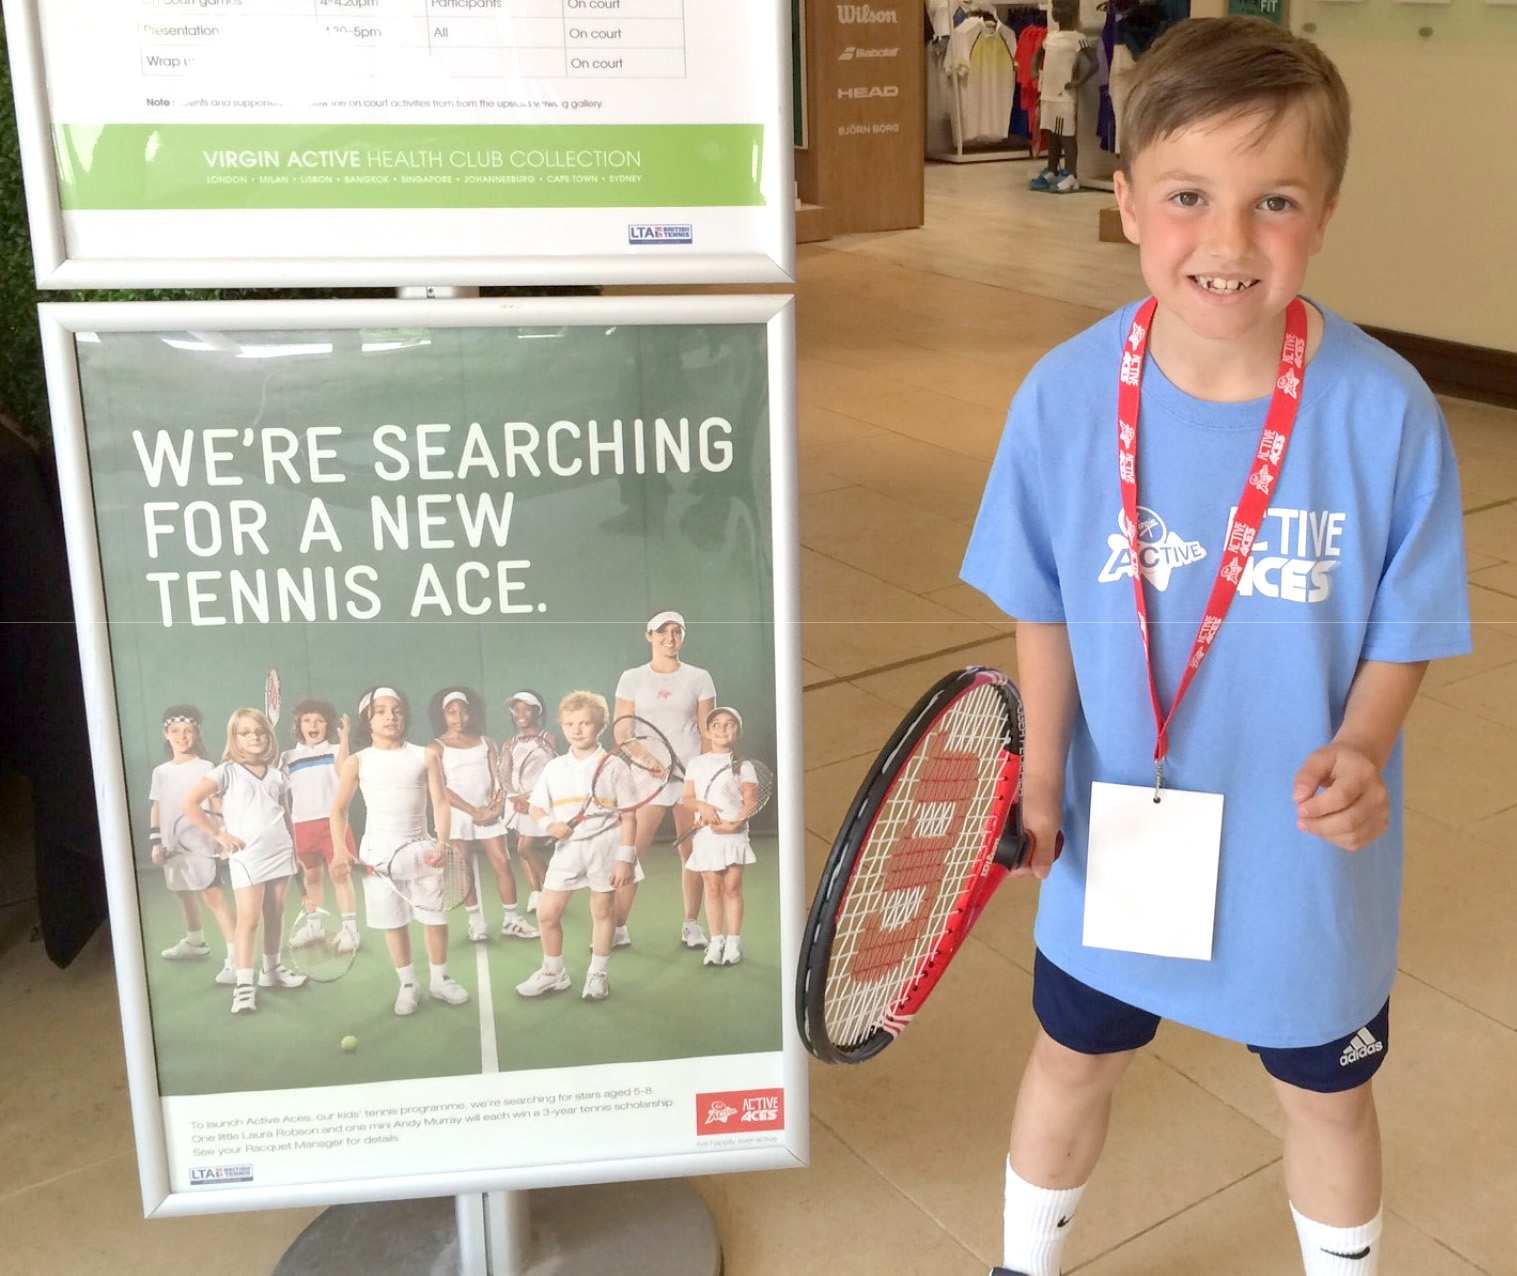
[467,915,490,943]
[501,911,540,939]
[527,891,540,914]
[258,963,307,989]
[681,920,708,949]
[612,925,632,949]
[162,936,211,961]
[214,961,236,986]
[334,923,361,954]
[582,970,610,1001]
[1052,170,1080,194]
[516,966,571,997]
[430,976,470,1006]
[703,936,726,966]
[394,982,420,1016]
[290,913,325,948]
[230,983,257,1014]
[723,935,743,966]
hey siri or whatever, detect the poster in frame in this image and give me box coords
[5,1,795,288]
[39,292,806,1217]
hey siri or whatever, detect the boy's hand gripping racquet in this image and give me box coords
[796,666,1059,1064]
[352,839,473,915]
[674,758,776,846]
[559,716,678,838]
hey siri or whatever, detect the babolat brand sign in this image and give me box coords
[837,4,899,23]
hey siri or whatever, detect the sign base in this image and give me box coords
[272,1181,722,1276]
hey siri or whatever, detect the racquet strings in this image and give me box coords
[598,723,676,815]
[507,737,553,809]
[383,840,472,910]
[823,681,1014,1050]
[710,759,776,822]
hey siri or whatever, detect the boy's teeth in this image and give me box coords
[1195,276,1253,293]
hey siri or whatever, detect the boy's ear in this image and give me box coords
[1113,169,1141,246]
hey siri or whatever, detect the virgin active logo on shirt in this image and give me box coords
[1099,504,1346,602]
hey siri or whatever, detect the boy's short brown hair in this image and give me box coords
[1121,17,1351,196]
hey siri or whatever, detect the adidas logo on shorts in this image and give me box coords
[1339,1027,1384,1067]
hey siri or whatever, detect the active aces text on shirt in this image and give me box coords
[1099,504,1344,603]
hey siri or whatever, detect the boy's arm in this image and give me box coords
[426,749,452,845]
[1294,659,1427,852]
[329,755,360,876]
[1015,621,1079,880]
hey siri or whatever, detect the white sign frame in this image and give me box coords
[6,1,796,288]
[40,292,806,1217]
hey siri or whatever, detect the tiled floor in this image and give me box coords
[4,163,1513,1274]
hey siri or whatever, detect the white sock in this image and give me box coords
[503,903,521,915]
[235,968,255,986]
[262,953,278,972]
[341,912,356,925]
[1004,1158,1086,1276]
[588,953,610,975]
[1292,1203,1382,1276]
[543,954,565,975]
[187,929,205,944]
[429,962,450,986]
[396,963,416,987]
[466,904,483,919]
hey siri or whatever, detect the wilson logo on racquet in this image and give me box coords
[845,727,981,983]
[695,1088,785,1135]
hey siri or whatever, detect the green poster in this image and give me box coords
[56,299,801,1199]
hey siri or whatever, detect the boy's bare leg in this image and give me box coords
[1008,1029,1136,1187]
[1273,1078,1381,1224]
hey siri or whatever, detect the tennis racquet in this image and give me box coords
[558,717,677,838]
[796,666,1060,1065]
[264,668,282,726]
[352,838,473,915]
[674,757,776,846]
[281,875,356,982]
[502,734,557,815]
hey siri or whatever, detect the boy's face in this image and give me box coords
[1114,105,1338,353]
[164,720,197,756]
[369,696,405,743]
[297,712,327,745]
[559,706,602,753]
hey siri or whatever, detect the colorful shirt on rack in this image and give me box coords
[946,18,1018,144]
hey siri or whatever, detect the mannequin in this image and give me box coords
[1029,0,1096,193]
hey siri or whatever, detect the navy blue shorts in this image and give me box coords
[1032,949,1390,1093]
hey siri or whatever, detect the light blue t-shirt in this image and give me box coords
[961,302,1472,1048]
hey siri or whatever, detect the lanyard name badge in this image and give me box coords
[1083,296,1308,962]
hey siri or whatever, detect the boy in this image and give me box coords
[330,686,470,1016]
[281,699,360,955]
[961,19,1470,1276]
[516,691,639,1002]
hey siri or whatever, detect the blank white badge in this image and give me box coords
[1083,781,1225,961]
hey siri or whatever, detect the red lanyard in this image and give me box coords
[1118,295,1308,791]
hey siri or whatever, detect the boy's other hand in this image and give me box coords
[1293,743,1389,851]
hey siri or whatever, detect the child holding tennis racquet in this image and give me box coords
[515,691,641,1003]
[682,707,760,968]
[427,686,537,943]
[330,686,470,1017]
[281,699,360,956]
[179,708,307,1014]
[961,20,1470,1276]
[499,690,557,915]
[148,704,236,984]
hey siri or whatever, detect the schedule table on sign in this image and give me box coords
[137,0,689,80]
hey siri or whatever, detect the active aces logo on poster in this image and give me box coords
[695,1088,785,1135]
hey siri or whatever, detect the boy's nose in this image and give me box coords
[1205,207,1252,260]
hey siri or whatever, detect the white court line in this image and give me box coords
[473,855,500,1074]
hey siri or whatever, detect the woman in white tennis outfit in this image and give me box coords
[330,686,470,1017]
[683,707,758,968]
[429,687,538,943]
[180,708,305,1014]
[613,609,716,949]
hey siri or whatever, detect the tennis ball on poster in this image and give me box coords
[341,1035,358,1053]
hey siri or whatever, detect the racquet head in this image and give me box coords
[373,839,473,912]
[505,735,555,810]
[282,895,356,982]
[565,719,677,835]
[797,666,1032,1065]
[264,668,282,726]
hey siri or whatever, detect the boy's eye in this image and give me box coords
[1171,190,1202,208]
[1261,195,1295,213]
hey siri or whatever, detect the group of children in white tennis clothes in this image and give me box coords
[150,620,764,1014]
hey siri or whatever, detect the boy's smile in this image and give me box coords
[1115,104,1338,391]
